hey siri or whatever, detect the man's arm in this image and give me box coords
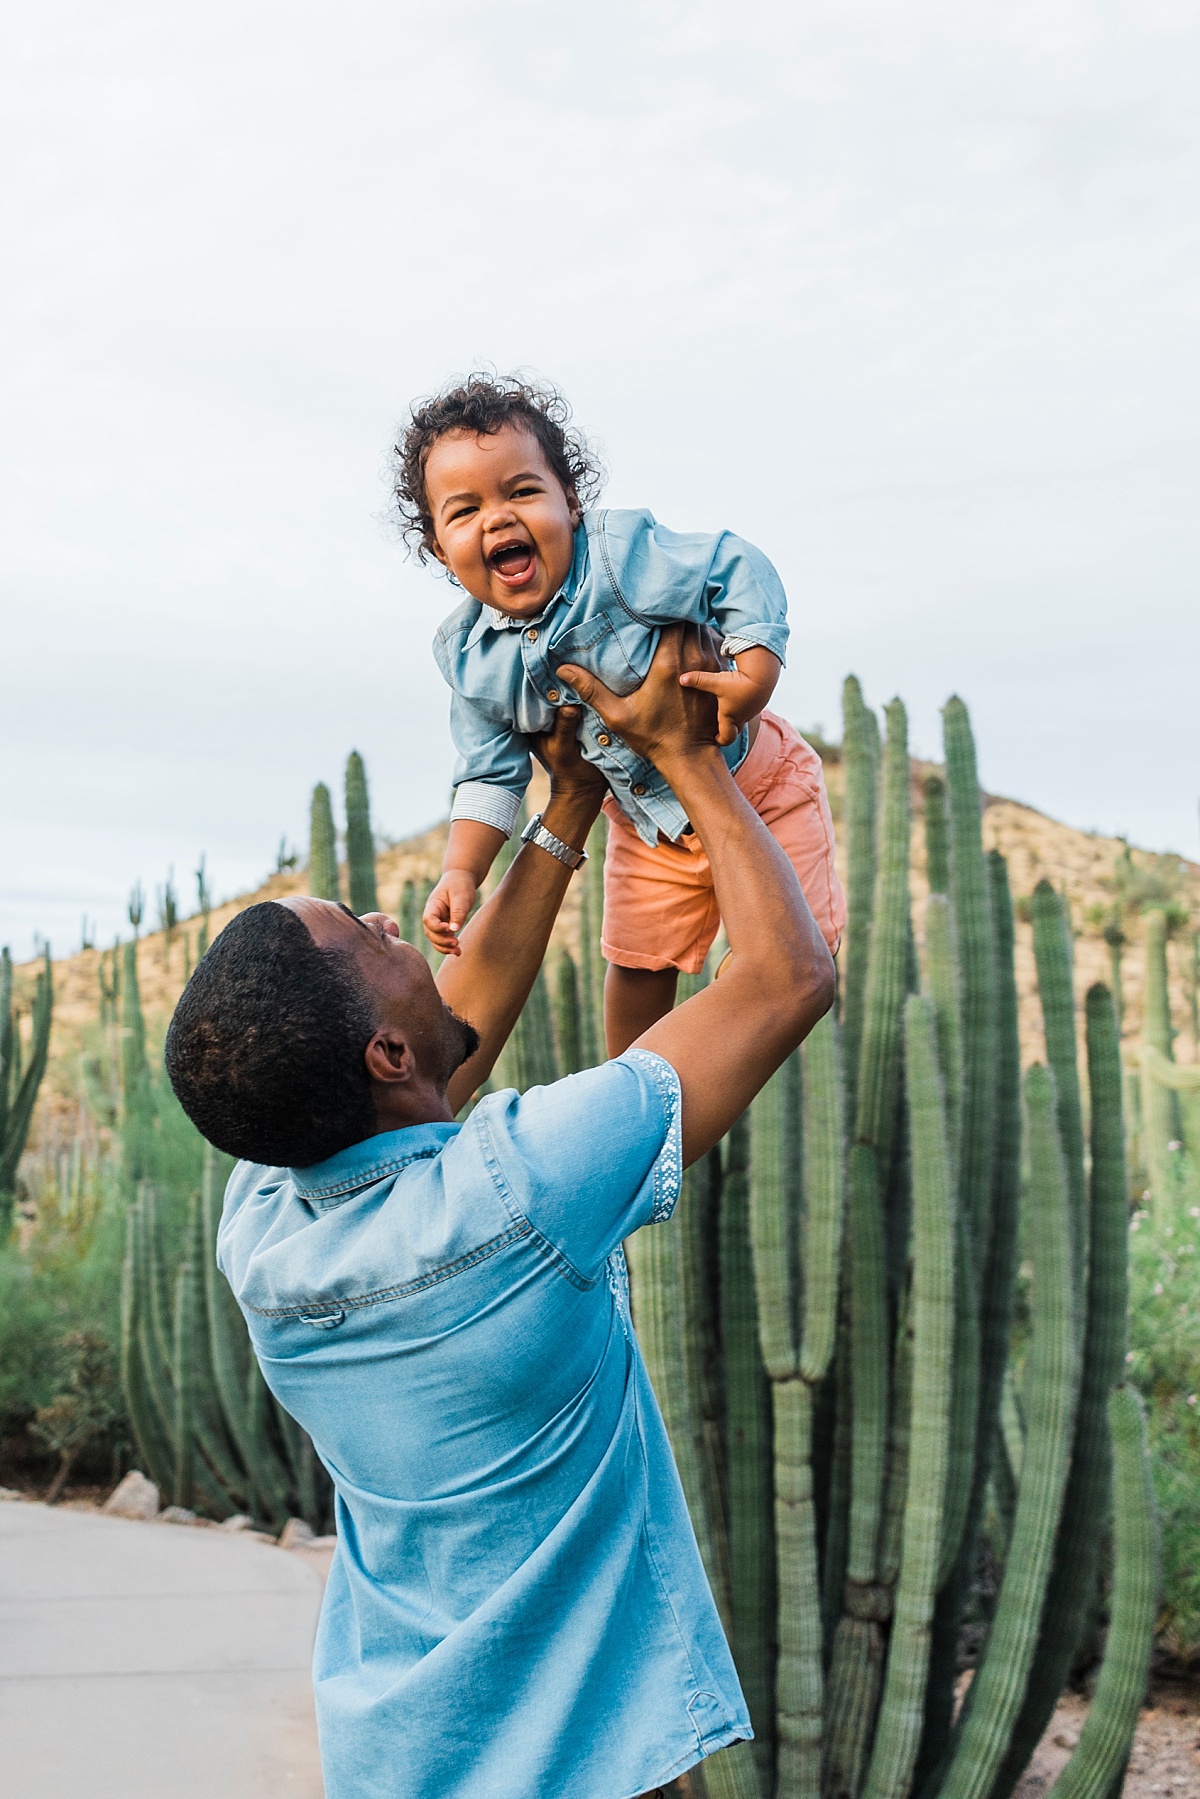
[438,709,604,1116]
[556,625,835,1165]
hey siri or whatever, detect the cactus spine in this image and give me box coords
[345,750,378,914]
[309,782,340,901]
[1046,1387,1158,1799]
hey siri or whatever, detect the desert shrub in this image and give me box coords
[1127,1156,1200,1665]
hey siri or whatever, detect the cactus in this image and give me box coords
[942,696,996,1272]
[720,1112,775,1787]
[922,775,950,896]
[990,983,1133,1798]
[937,1066,1079,1799]
[171,1254,196,1509]
[861,996,955,1799]
[345,750,378,914]
[840,677,880,1132]
[552,950,583,1076]
[1046,1387,1158,1799]
[577,812,608,1064]
[0,945,53,1232]
[195,855,212,959]
[922,896,962,1181]
[1031,882,1087,1312]
[1141,908,1181,1196]
[309,782,340,901]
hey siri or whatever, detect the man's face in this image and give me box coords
[279,898,478,1092]
[424,423,580,619]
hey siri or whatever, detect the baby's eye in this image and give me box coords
[449,504,477,522]
[511,485,540,498]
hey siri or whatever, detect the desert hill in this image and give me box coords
[11,746,1199,1156]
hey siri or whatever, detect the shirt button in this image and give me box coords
[632,782,647,796]
[596,732,611,747]
[547,688,560,703]
[525,627,539,643]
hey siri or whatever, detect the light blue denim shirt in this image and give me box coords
[218,1049,750,1799]
[433,508,789,847]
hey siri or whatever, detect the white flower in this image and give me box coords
[1130,1219,1140,1232]
[1126,1351,1135,1364]
[1189,1395,1198,1407]
[1154,1283,1164,1296]
[1169,1140,1183,1153]
[1190,1207,1200,1219]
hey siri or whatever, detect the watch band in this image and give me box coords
[520,812,588,872]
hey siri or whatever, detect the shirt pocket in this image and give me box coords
[551,613,649,699]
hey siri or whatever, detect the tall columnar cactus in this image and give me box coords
[922,775,950,896]
[1141,908,1181,1197]
[345,751,379,915]
[840,676,880,1133]
[942,695,996,1272]
[1031,882,1087,1312]
[195,855,213,959]
[861,996,955,1799]
[577,812,608,1064]
[720,1112,775,1788]
[922,896,962,1181]
[936,1066,1079,1799]
[120,935,153,1191]
[0,945,53,1232]
[825,698,910,1799]
[309,782,341,902]
[552,951,583,1076]
[991,982,1133,1799]
[1046,1387,1158,1799]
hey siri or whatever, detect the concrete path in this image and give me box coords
[0,1497,325,1797]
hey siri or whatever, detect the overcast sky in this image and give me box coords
[3,0,1198,958]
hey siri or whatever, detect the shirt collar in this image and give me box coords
[290,1121,460,1205]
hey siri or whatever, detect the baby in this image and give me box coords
[394,374,846,1058]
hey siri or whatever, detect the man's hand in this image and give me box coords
[556,624,724,773]
[531,703,608,799]
[679,645,782,747]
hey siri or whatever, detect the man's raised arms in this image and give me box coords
[436,709,606,1117]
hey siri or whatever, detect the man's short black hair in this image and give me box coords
[165,902,377,1167]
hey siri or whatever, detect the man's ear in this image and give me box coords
[364,1031,415,1087]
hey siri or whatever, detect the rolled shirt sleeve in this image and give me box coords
[593,509,790,668]
[474,1048,683,1280]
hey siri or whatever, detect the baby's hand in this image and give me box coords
[679,645,782,747]
[423,870,478,958]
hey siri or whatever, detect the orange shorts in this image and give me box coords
[600,710,847,975]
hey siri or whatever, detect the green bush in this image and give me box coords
[1127,1157,1200,1665]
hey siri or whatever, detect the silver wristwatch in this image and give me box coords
[520,812,588,871]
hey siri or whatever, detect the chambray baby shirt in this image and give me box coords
[433,507,790,848]
[217,1048,750,1799]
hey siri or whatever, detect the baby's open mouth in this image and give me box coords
[489,540,535,581]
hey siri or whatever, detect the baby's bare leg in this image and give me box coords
[604,964,679,1059]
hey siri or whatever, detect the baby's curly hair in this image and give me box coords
[392,372,604,563]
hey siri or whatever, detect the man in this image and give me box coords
[165,626,834,1799]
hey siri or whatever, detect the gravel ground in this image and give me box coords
[1015,1683,1200,1798]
